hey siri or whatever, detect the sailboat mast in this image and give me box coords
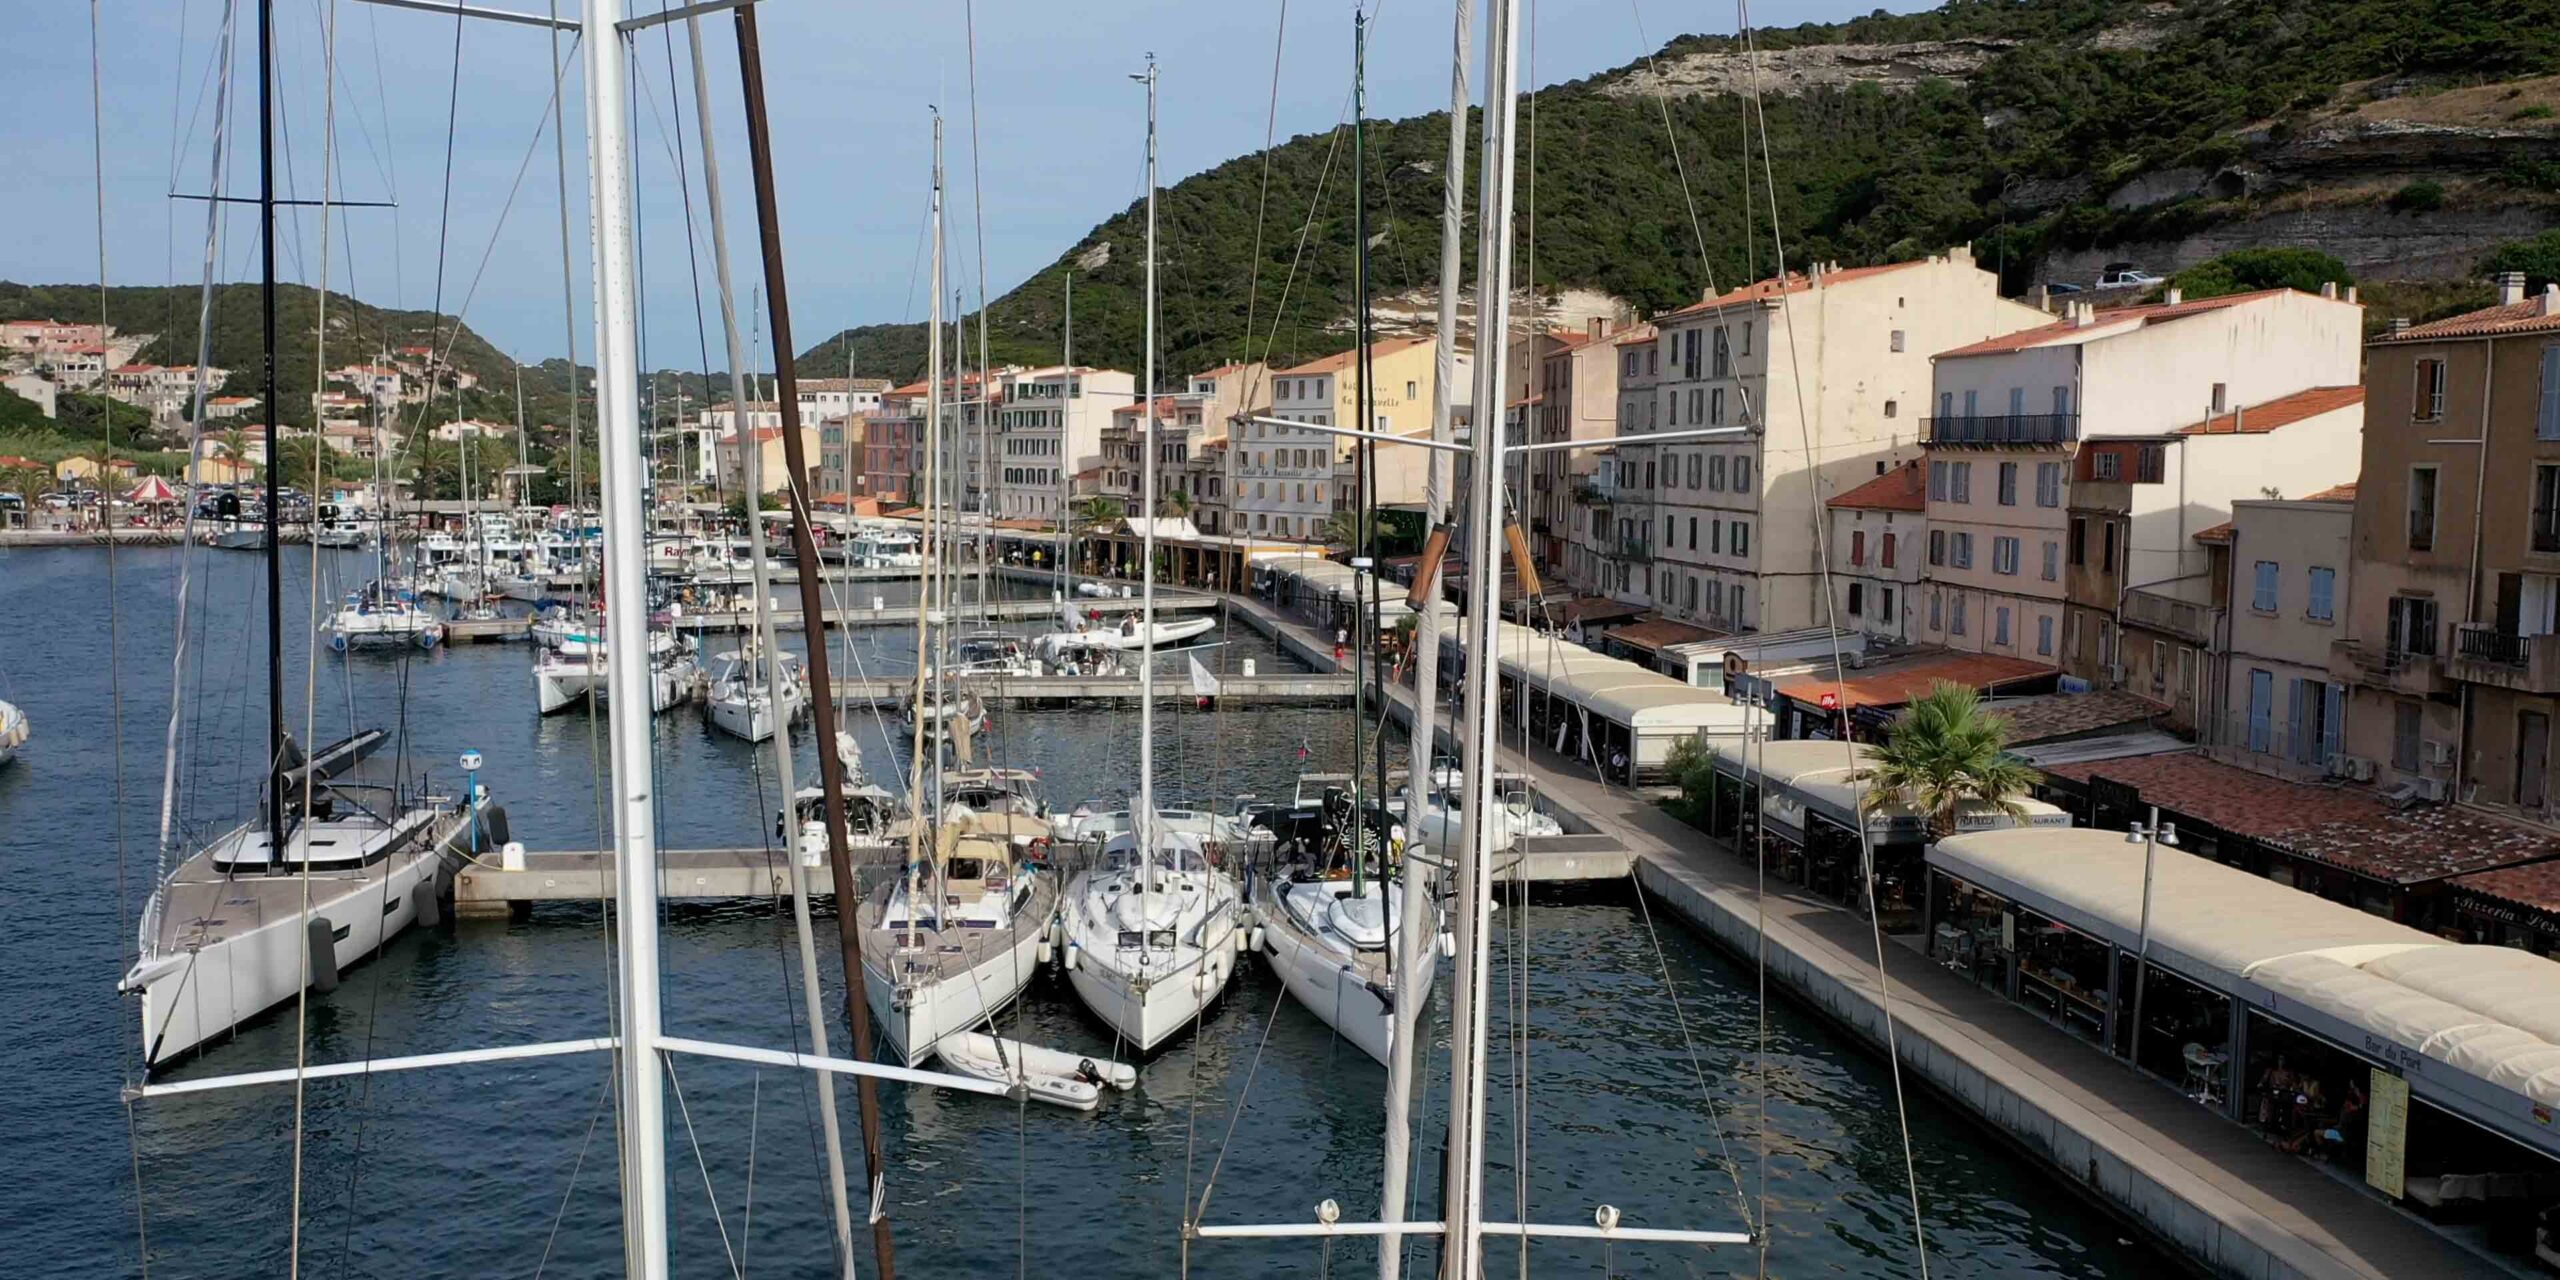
[1059,272,1072,599]
[1379,0,1474,1269]
[683,13,858,1271]
[731,10,901,1277]
[577,0,670,1271]
[1136,57,1159,890]
[1445,0,1521,1272]
[912,111,945,957]
[1349,10,1371,899]
[258,0,284,860]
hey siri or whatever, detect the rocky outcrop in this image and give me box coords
[1600,39,2012,100]
[2043,201,2557,286]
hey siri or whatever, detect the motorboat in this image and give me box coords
[704,645,807,743]
[0,700,26,768]
[935,1031,1135,1111]
[857,816,1059,1068]
[533,630,699,715]
[1254,863,1440,1066]
[1395,764,1562,857]
[1059,826,1242,1054]
[120,729,501,1066]
[1033,610,1213,666]
[324,582,446,651]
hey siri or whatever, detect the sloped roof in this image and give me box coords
[1665,259,1928,317]
[1934,289,2294,359]
[2381,290,2560,342]
[2192,521,2235,544]
[2173,385,2363,435]
[2303,481,2358,501]
[1772,651,2052,710]
[1276,337,1430,376]
[1829,461,1925,513]
[1604,618,1725,653]
[1984,689,2168,744]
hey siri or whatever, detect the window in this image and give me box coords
[1929,591,1944,632]
[2035,461,2061,507]
[1687,517,1698,551]
[2152,640,2169,696]
[1939,390,1954,420]
[2092,450,2122,481]
[1710,387,1726,425]
[1881,533,1897,569]
[2415,357,2446,421]
[1733,522,1750,556]
[1995,607,2012,647]
[1712,520,1723,554]
[1686,577,1699,612]
[1952,531,1973,569]
[1735,457,1752,489]
[1951,462,1972,502]
[1993,536,2020,576]
[2041,541,2058,581]
[2388,595,2439,657]
[1884,399,1898,418]
[2009,387,2027,420]
[2247,669,2275,753]
[2053,385,2071,416]
[2037,615,2054,656]
[1849,582,1866,616]
[1406,380,1419,399]
[2211,381,2228,414]
[2392,700,2423,772]
[2307,567,2335,621]
[1710,455,1727,490]
[1882,587,1897,622]
[1851,530,1866,566]
[1688,455,1701,489]
[2409,466,2439,550]
[2538,465,2560,553]
[1712,328,1731,378]
[1928,529,1946,566]
[2252,560,2279,612]
[1951,594,1968,635]
[1964,389,1980,419]
[2101,521,2118,573]
[2541,346,2560,440]
[2069,516,2087,566]
[2137,442,2167,485]
[1998,461,2018,506]
[1890,329,1906,353]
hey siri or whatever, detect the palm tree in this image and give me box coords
[1858,681,2036,839]
[1078,495,1124,527]
[1320,508,1383,551]
[1163,488,1192,519]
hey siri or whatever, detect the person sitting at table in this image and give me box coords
[2316,1078,2368,1163]
[2255,1054,2298,1127]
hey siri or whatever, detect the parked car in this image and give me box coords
[2043,281,2085,296]
[2096,263,2162,288]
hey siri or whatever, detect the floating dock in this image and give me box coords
[829,671,1352,708]
[671,593,1218,632]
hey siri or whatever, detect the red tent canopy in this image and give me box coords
[127,475,181,504]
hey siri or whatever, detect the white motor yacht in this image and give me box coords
[120,730,499,1067]
[1060,827,1242,1054]
[857,816,1059,1068]
[533,630,697,715]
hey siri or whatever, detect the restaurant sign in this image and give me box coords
[2366,1069,2409,1199]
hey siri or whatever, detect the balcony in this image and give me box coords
[1573,479,1618,506]
[2122,587,2218,645]
[2328,637,2450,697]
[2449,623,2560,694]
[1615,532,1654,562]
[1920,414,2079,447]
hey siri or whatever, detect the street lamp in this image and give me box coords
[2125,807,2178,1072]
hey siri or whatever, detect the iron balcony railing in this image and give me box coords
[1920,413,2079,446]
[2457,622,2529,667]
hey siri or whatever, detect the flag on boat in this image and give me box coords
[1187,655,1219,697]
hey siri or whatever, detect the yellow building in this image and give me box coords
[1233,338,1470,542]
[186,455,255,486]
[55,455,138,485]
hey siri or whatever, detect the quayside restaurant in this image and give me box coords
[1926,828,2560,1256]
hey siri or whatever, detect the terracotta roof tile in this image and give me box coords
[2452,860,2560,914]
[1829,461,1925,513]
[1665,259,1928,318]
[1984,689,2168,744]
[2303,481,2358,501]
[2173,385,2363,435]
[1934,289,2295,360]
[1773,651,2054,710]
[2382,292,2560,342]
[1276,337,1430,376]
[1562,596,1648,625]
[2192,521,2235,544]
[1604,618,1728,652]
[1612,323,1659,348]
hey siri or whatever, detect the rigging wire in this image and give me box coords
[1731,0,1936,1271]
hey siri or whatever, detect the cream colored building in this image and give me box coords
[715,425,821,497]
[1644,247,2046,633]
[2213,486,2357,781]
[1923,287,2364,680]
[1826,458,1928,642]
[1238,339,1463,543]
[991,365,1134,521]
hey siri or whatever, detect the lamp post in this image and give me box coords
[460,750,483,853]
[2125,806,2178,1072]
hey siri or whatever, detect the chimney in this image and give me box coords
[2165,286,2184,306]
[2546,283,2560,316]
[2034,284,2053,314]
[2320,281,2337,300]
[2073,301,2097,328]
[2387,317,2411,336]
[1809,262,1825,288]
[1588,317,1608,340]
[2498,270,2529,306]
[2346,285,2360,304]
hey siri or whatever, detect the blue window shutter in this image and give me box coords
[2247,670,2273,753]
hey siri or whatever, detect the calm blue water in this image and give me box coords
[0,546,2158,1278]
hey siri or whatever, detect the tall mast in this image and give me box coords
[1444,0,1522,1273]
[1349,10,1372,899]
[909,112,946,964]
[1059,272,1072,600]
[258,0,284,860]
[578,0,670,1272]
[684,13,858,1272]
[1135,57,1159,886]
[1378,0,1472,1265]
[732,9,900,1276]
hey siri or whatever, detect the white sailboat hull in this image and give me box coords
[1065,924,1238,1054]
[123,807,479,1066]
[1259,905,1432,1066]
[0,701,25,768]
[706,682,804,742]
[862,922,1046,1069]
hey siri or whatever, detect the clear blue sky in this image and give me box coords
[12,0,1924,367]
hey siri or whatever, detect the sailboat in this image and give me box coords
[121,43,500,1066]
[1059,62,1244,1054]
[1251,24,1441,1066]
[324,577,447,650]
[531,624,697,714]
[703,641,805,741]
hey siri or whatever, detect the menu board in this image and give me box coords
[2366,1069,2409,1199]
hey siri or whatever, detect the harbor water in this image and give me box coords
[0,547,2162,1276]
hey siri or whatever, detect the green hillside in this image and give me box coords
[806,0,2560,380]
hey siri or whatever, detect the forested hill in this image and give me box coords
[804,0,2560,381]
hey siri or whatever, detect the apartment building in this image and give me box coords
[1237,338,1455,542]
[2338,276,2560,820]
[1642,247,2046,634]
[1923,287,2363,694]
[863,400,922,505]
[1101,393,1213,522]
[2209,486,2357,781]
[797,376,889,422]
[1565,326,1659,601]
[817,413,867,498]
[991,365,1133,522]
[715,425,821,497]
[688,400,782,488]
[1524,321,1625,582]
[1825,458,1927,642]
